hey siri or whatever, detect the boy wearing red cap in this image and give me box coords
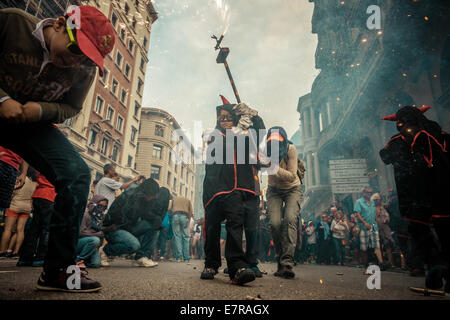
[0,5,115,292]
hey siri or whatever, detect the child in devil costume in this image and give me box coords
[201,95,265,285]
[379,105,450,292]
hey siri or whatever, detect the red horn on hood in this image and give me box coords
[418,105,431,113]
[381,114,397,121]
[220,95,231,105]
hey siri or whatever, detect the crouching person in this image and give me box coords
[76,195,110,268]
[102,178,160,267]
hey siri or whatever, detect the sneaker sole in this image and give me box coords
[36,284,103,293]
[235,271,256,285]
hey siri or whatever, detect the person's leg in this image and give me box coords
[279,186,302,269]
[171,214,183,261]
[243,196,259,268]
[222,192,248,279]
[35,199,53,261]
[0,215,17,253]
[130,220,157,260]
[76,237,101,263]
[19,202,42,262]
[204,200,224,270]
[104,229,141,257]
[13,215,28,254]
[1,124,92,277]
[8,232,17,252]
[266,188,283,267]
[180,215,190,261]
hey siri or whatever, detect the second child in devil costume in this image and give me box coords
[379,105,450,292]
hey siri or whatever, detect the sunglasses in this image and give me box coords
[66,24,97,67]
[218,115,233,122]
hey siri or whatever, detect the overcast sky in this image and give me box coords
[143,0,319,139]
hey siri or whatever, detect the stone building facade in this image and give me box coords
[135,108,196,206]
[298,0,450,220]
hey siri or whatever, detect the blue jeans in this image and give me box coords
[104,229,141,257]
[0,123,91,275]
[76,236,101,268]
[172,213,190,261]
[104,220,156,260]
[332,237,344,264]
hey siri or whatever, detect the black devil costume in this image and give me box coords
[202,95,265,281]
[379,105,450,291]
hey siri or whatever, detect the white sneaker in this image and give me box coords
[99,247,111,266]
[134,257,158,267]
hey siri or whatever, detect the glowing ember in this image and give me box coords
[424,16,429,21]
[320,279,323,284]
[402,73,407,77]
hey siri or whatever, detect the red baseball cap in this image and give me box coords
[66,5,115,76]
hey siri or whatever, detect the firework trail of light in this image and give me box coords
[215,0,231,35]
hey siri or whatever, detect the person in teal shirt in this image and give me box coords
[354,187,386,270]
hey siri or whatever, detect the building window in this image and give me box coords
[127,155,133,167]
[111,78,119,96]
[111,145,119,162]
[180,184,183,195]
[154,125,164,137]
[143,36,148,48]
[95,96,104,114]
[140,57,145,71]
[132,16,137,29]
[106,106,114,122]
[173,177,177,190]
[128,40,134,53]
[137,78,144,96]
[120,88,127,104]
[100,67,109,83]
[120,28,126,42]
[125,63,131,79]
[134,101,141,118]
[116,51,123,69]
[131,126,137,143]
[135,0,140,8]
[116,115,124,132]
[174,163,178,173]
[101,138,109,155]
[167,171,171,186]
[152,145,162,159]
[150,165,161,180]
[319,113,323,132]
[111,12,118,29]
[124,3,130,16]
[88,129,97,147]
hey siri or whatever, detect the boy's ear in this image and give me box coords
[53,16,67,32]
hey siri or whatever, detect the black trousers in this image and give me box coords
[19,198,53,262]
[243,196,260,268]
[408,217,450,270]
[317,238,331,264]
[0,123,91,275]
[204,191,249,278]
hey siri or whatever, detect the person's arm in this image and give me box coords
[14,160,29,189]
[22,67,96,123]
[120,176,139,190]
[273,146,298,182]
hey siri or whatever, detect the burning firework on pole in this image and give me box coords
[211,34,241,103]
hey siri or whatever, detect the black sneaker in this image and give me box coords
[426,265,448,290]
[36,270,102,293]
[274,263,283,277]
[282,266,295,279]
[200,267,216,280]
[251,266,263,278]
[231,268,255,285]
